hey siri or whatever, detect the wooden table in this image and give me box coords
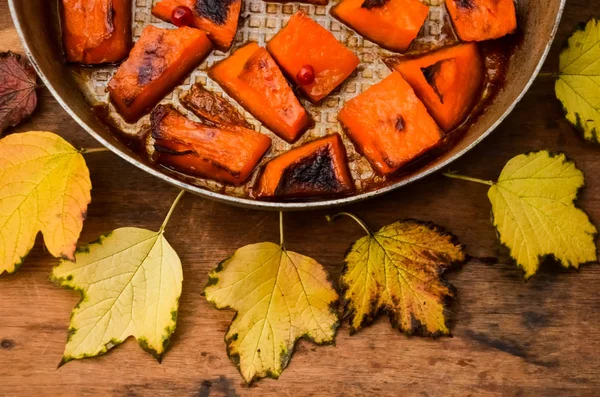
[2,1,600,396]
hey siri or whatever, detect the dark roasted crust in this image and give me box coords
[361,0,389,9]
[421,60,446,104]
[180,83,252,129]
[275,146,341,197]
[195,0,235,25]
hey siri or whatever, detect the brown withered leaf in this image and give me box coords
[0,52,38,134]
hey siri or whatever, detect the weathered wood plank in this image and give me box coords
[1,1,600,396]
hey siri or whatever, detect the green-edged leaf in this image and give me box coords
[205,242,339,383]
[51,227,183,364]
[555,18,600,142]
[341,219,466,336]
[488,151,597,278]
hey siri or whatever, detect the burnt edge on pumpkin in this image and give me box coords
[150,105,241,178]
[339,219,467,337]
[489,150,599,279]
[275,146,342,197]
[137,32,167,86]
[195,0,236,25]
[454,0,475,9]
[361,0,389,9]
[421,60,447,104]
[395,115,405,132]
[181,83,252,129]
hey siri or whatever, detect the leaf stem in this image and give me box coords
[443,172,494,186]
[81,148,111,154]
[160,190,186,233]
[537,72,558,78]
[279,211,285,248]
[327,212,371,236]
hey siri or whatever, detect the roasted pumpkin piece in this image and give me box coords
[108,26,212,123]
[151,105,271,185]
[266,11,359,103]
[338,72,442,175]
[445,0,517,42]
[256,134,354,199]
[180,83,253,129]
[387,43,485,131]
[331,0,429,53]
[61,0,132,64]
[152,0,242,51]
[209,42,312,143]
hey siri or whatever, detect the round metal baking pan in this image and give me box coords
[9,0,565,210]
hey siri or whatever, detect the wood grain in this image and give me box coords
[2,1,600,396]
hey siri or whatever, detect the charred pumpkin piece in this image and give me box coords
[256,134,354,198]
[108,26,212,123]
[152,0,242,51]
[386,43,485,131]
[331,0,429,53]
[151,105,271,185]
[180,83,253,129]
[61,0,132,64]
[445,0,517,42]
[338,72,442,175]
[209,43,312,143]
[266,11,359,103]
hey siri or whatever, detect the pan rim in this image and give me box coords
[8,0,566,211]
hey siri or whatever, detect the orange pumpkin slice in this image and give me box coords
[445,0,517,42]
[209,42,312,143]
[256,134,354,199]
[151,105,271,185]
[108,26,212,123]
[338,72,442,175]
[387,43,485,131]
[331,0,429,52]
[267,11,359,103]
[61,0,132,64]
[152,0,242,51]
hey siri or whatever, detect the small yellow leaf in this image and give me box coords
[51,227,183,364]
[205,242,339,383]
[0,131,91,274]
[341,219,465,336]
[555,18,600,142]
[489,151,597,278]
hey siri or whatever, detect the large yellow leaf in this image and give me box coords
[205,242,339,383]
[340,218,465,336]
[555,18,600,142]
[489,151,597,278]
[51,227,183,364]
[0,131,91,274]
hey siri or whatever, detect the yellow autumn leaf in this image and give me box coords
[51,192,185,365]
[555,18,600,142]
[205,241,339,383]
[488,151,597,278]
[335,214,466,336]
[0,131,91,274]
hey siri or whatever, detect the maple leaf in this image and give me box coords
[51,191,185,365]
[446,150,597,278]
[555,18,600,142]
[330,213,466,336]
[0,51,38,134]
[0,131,91,274]
[204,213,339,383]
